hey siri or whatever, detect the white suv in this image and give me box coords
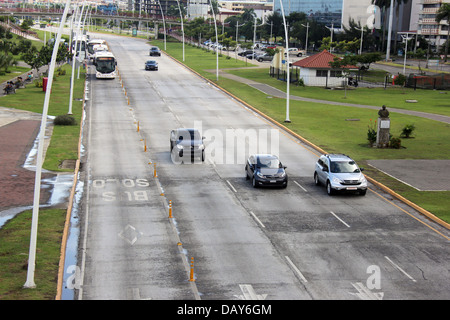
[314,154,367,196]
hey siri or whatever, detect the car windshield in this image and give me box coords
[330,161,360,173]
[146,61,156,65]
[178,129,201,141]
[256,156,280,169]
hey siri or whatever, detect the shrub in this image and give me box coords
[400,124,415,138]
[367,119,377,146]
[393,73,406,86]
[389,137,402,149]
[54,114,77,126]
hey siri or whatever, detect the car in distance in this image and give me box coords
[145,60,158,71]
[238,49,254,57]
[256,53,273,62]
[245,154,288,188]
[170,128,205,162]
[314,154,367,195]
[149,46,161,56]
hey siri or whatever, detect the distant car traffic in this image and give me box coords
[255,53,273,62]
[149,46,161,56]
[314,154,367,195]
[145,60,158,71]
[238,50,253,57]
[245,154,288,188]
[170,128,205,163]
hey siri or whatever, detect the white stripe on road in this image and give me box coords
[294,180,307,192]
[226,180,237,193]
[330,211,350,228]
[249,211,265,228]
[285,256,308,283]
[385,256,416,282]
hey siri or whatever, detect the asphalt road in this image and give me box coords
[74,33,450,300]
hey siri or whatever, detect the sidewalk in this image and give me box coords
[213,69,450,124]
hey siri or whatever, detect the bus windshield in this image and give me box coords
[96,57,115,73]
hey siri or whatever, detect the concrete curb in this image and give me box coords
[55,69,87,300]
[165,51,450,232]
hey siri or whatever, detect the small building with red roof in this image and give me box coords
[291,50,358,87]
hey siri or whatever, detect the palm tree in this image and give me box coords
[436,3,450,62]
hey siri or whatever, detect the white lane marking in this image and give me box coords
[294,180,307,192]
[349,282,384,300]
[236,284,267,300]
[330,211,351,228]
[249,211,265,228]
[385,256,416,282]
[285,256,308,283]
[226,180,237,193]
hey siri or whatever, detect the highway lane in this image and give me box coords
[77,33,450,300]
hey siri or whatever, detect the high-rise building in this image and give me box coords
[274,0,343,26]
[417,0,450,48]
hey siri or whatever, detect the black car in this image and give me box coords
[238,50,253,57]
[245,154,288,188]
[145,60,158,71]
[170,128,205,163]
[149,46,161,56]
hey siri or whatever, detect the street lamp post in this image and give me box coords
[23,0,72,289]
[235,21,245,61]
[279,0,290,123]
[325,23,334,52]
[175,0,185,61]
[157,0,167,50]
[209,0,219,81]
[386,0,394,61]
[301,22,309,56]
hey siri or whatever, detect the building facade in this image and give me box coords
[417,0,450,49]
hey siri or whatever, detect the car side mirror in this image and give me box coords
[360,168,364,172]
[202,136,206,140]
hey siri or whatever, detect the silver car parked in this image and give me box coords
[314,154,367,195]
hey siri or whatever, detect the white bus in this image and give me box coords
[72,34,87,60]
[93,51,117,79]
[87,39,106,59]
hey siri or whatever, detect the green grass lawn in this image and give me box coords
[225,67,450,117]
[152,38,450,223]
[0,63,85,300]
[0,64,84,172]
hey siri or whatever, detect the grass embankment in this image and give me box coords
[151,38,450,223]
[0,63,85,300]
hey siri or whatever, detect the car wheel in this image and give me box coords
[258,58,263,62]
[252,176,257,188]
[297,53,302,57]
[314,172,320,186]
[326,180,334,195]
[201,150,205,162]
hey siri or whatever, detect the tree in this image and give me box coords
[436,3,450,62]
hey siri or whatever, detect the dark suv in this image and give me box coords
[149,46,161,56]
[170,128,205,163]
[314,154,367,195]
[245,154,288,188]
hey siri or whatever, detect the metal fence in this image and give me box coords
[406,73,450,90]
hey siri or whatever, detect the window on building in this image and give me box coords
[316,70,328,77]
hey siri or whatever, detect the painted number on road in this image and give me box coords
[92,178,150,201]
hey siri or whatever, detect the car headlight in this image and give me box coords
[256,172,264,178]
[279,171,286,177]
[360,176,367,183]
[176,144,184,149]
[332,177,343,184]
